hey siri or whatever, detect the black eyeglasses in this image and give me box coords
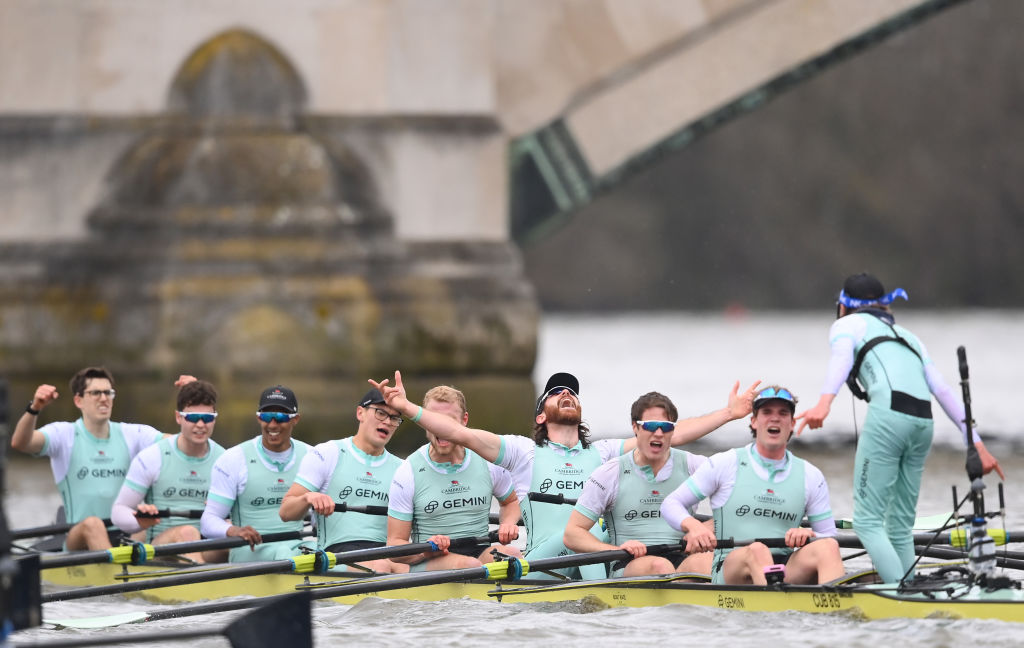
[368,406,403,425]
[82,389,116,399]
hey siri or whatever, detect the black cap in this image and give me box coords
[534,372,580,415]
[258,385,298,413]
[842,273,885,301]
[359,388,386,408]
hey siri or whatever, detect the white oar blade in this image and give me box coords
[44,611,149,629]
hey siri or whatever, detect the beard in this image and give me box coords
[544,398,582,425]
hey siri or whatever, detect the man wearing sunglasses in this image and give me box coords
[111,379,227,563]
[201,385,314,562]
[370,370,758,578]
[10,366,166,551]
[662,386,843,586]
[796,272,1004,583]
[278,388,406,573]
[386,385,522,572]
[564,392,712,577]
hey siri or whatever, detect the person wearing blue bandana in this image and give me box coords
[201,385,313,562]
[796,273,1004,583]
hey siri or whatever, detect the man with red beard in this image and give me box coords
[370,371,758,578]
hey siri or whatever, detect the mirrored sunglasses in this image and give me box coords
[257,411,299,423]
[179,412,217,424]
[636,420,675,433]
[755,387,795,403]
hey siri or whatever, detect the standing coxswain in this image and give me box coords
[10,367,168,551]
[386,386,521,571]
[564,392,712,577]
[279,387,406,573]
[200,385,313,562]
[796,273,1004,582]
[372,371,758,579]
[110,378,227,563]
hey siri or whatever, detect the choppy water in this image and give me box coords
[5,311,1024,646]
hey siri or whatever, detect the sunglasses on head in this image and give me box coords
[257,411,299,423]
[755,387,794,402]
[179,411,217,424]
[636,420,675,433]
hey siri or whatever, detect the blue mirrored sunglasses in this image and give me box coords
[636,420,675,433]
[257,411,299,423]
[755,387,795,402]
[179,412,217,424]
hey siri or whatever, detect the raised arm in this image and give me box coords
[11,384,59,454]
[370,371,502,463]
[672,380,761,446]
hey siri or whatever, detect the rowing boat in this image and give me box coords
[39,554,1024,623]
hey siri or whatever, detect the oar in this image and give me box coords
[40,530,307,569]
[913,545,1024,571]
[40,543,688,628]
[41,533,498,602]
[33,591,311,647]
[11,510,204,541]
[333,501,508,526]
[527,492,577,505]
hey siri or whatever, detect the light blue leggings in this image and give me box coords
[852,407,933,583]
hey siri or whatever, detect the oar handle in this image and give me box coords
[331,502,510,526]
[12,509,203,540]
[136,508,204,520]
[333,502,390,516]
[41,530,308,569]
[527,492,577,506]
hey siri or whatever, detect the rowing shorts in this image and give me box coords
[325,540,385,553]
[610,550,686,578]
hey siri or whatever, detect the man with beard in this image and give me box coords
[10,367,166,550]
[278,388,406,573]
[564,392,712,577]
[661,386,843,585]
[201,385,313,562]
[111,378,227,563]
[386,385,522,571]
[370,371,757,578]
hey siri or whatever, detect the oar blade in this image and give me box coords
[44,611,150,629]
[223,591,312,648]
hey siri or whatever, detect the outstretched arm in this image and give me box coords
[672,380,761,446]
[370,371,503,463]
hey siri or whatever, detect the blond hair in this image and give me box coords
[423,385,467,416]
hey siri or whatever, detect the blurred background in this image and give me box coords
[1,0,1021,455]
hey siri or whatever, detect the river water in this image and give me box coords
[5,311,1024,646]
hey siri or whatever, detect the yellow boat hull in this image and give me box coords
[42,562,1024,622]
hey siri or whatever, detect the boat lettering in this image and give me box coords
[811,592,841,609]
[354,488,388,501]
[612,593,627,604]
[443,496,489,509]
[717,594,745,609]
